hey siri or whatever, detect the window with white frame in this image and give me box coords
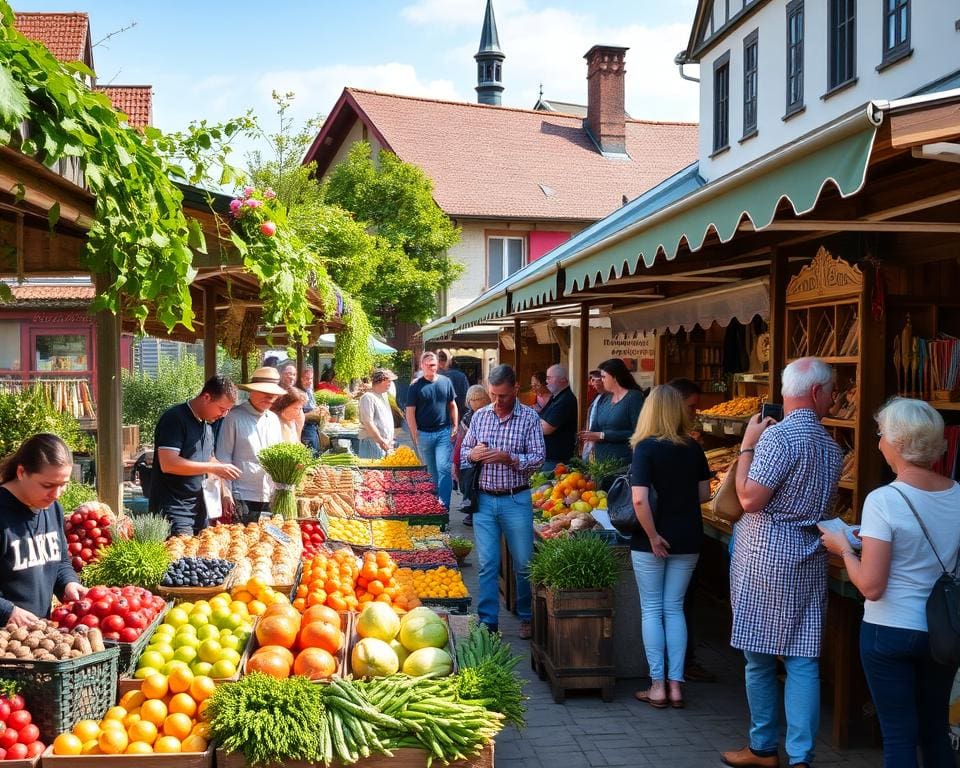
[882,0,910,65]
[828,0,856,91]
[742,30,759,137]
[785,0,804,115]
[487,236,524,287]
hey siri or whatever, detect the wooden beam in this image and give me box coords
[578,304,589,431]
[513,318,521,372]
[203,285,217,380]
[567,292,666,300]
[888,100,960,148]
[768,248,787,402]
[740,220,960,233]
[94,272,123,515]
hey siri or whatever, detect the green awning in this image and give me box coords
[564,105,880,292]
[421,321,456,341]
[511,272,559,312]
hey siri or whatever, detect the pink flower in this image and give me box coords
[264,188,277,200]
[243,186,255,198]
[244,198,262,208]
[229,198,242,213]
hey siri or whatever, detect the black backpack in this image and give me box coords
[132,452,153,499]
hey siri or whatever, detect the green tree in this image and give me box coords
[121,356,206,440]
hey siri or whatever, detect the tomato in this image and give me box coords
[6,742,28,760]
[7,695,24,713]
[6,711,28,731]
[71,556,84,571]
[113,597,129,613]
[70,512,84,526]
[126,596,142,613]
[102,615,125,633]
[79,614,99,628]
[151,596,166,612]
[0,699,10,721]
[98,515,113,528]
[17,724,38,744]
[0,728,18,749]
[79,548,93,562]
[82,519,97,530]
[26,741,45,758]
[50,607,69,624]
[87,586,109,602]
[66,533,79,543]
[125,612,147,630]
[67,542,82,555]
[119,627,140,643]
[96,536,110,546]
[90,600,112,618]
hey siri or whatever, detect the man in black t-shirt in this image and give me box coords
[437,349,469,422]
[539,364,578,471]
[150,376,242,536]
[405,352,458,512]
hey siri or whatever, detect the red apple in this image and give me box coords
[259,220,277,237]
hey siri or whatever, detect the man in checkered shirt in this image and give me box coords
[460,364,544,640]
[721,358,843,768]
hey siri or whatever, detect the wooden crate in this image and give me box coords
[122,425,140,461]
[216,743,493,768]
[530,585,615,703]
[41,741,213,768]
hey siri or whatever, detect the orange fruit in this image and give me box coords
[168,665,194,694]
[103,705,127,722]
[98,727,129,754]
[189,675,216,702]
[99,719,126,733]
[72,719,101,742]
[168,692,198,718]
[293,647,337,680]
[163,712,193,741]
[197,699,212,722]
[245,651,290,679]
[142,673,169,700]
[263,602,300,623]
[122,711,142,729]
[126,741,154,754]
[232,589,254,603]
[253,645,295,667]
[298,621,342,654]
[256,615,299,649]
[191,722,212,739]
[301,604,341,628]
[248,600,267,616]
[127,720,158,745]
[119,690,146,710]
[140,699,168,727]
[181,734,208,753]
[81,739,101,755]
[154,736,182,753]
[53,733,84,756]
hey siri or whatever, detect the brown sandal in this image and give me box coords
[634,689,669,708]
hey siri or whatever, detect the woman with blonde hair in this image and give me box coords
[629,385,712,710]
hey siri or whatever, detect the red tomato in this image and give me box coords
[98,515,112,528]
[0,748,6,760]
[151,596,166,612]
[6,696,24,713]
[86,586,109,602]
[125,612,147,630]
[82,519,97,531]
[90,600,112,618]
[79,548,93,562]
[119,627,140,643]
[126,596,142,613]
[50,607,69,624]
[79,615,99,628]
[71,557,84,571]
[17,724,38,744]
[70,513,84,526]
[60,613,78,630]
[73,599,91,617]
[26,741,45,758]
[5,742,28,760]
[0,700,9,721]
[88,527,101,539]
[67,542,82,555]
[96,536,109,547]
[102,615,125,633]
[113,597,129,613]
[0,729,18,749]
[66,533,79,543]
[6,711,29,731]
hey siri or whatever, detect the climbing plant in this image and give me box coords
[333,294,373,384]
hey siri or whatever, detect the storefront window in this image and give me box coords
[0,322,20,370]
[35,334,88,371]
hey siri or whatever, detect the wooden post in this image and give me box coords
[578,303,589,429]
[240,351,249,383]
[513,317,522,372]
[94,272,123,514]
[203,285,217,381]
[768,247,787,401]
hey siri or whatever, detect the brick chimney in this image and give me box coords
[584,45,629,155]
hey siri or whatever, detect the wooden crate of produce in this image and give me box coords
[216,743,493,768]
[41,741,213,768]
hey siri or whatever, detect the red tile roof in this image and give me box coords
[8,284,95,302]
[95,86,153,129]
[13,12,90,63]
[307,88,698,221]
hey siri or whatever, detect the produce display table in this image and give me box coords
[217,744,494,768]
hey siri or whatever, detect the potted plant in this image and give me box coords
[448,536,474,567]
[527,533,621,703]
[315,391,351,422]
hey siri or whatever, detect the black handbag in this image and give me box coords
[606,472,656,537]
[892,485,960,666]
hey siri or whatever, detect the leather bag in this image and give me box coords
[892,485,960,666]
[607,473,656,536]
[711,457,744,523]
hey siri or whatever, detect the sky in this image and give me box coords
[13,0,701,164]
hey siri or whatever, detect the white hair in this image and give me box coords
[877,398,946,466]
[781,357,834,398]
[547,364,569,381]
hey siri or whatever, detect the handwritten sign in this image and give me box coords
[263,524,293,545]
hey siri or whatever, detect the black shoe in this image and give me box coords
[463,514,473,527]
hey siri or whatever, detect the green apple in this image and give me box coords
[220,634,242,652]
[153,624,175,638]
[173,646,198,664]
[178,602,195,614]
[219,648,241,667]
[191,661,213,676]
[209,606,231,629]
[138,650,165,670]
[174,634,200,651]
[197,639,222,664]
[133,666,153,679]
[191,601,212,615]
[210,659,237,679]
[188,613,209,629]
[161,660,189,675]
[147,642,174,662]
[196,624,220,642]
[166,608,189,628]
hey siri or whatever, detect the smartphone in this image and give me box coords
[761,402,784,422]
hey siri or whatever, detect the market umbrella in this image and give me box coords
[314,333,396,354]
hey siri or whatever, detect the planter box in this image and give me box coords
[216,743,493,768]
[530,585,615,703]
[41,741,213,768]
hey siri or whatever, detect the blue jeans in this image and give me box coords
[860,621,957,768]
[418,429,453,511]
[631,551,698,681]
[474,489,534,625]
[743,651,819,765]
[358,438,385,460]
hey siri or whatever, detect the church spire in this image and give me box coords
[475,0,505,106]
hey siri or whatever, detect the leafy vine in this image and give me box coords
[333,293,373,384]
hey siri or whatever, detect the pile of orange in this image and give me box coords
[51,670,213,755]
[230,576,290,616]
[397,566,469,599]
[296,548,360,613]
[246,602,341,681]
[355,550,417,611]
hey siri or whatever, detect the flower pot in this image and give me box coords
[328,404,345,422]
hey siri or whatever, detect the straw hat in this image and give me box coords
[239,367,288,396]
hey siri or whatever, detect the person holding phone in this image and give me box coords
[721,357,843,768]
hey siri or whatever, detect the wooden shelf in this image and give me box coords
[822,417,856,428]
[927,399,960,411]
[787,356,859,365]
[838,478,856,490]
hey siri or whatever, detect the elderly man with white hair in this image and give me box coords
[721,357,843,768]
[538,364,579,472]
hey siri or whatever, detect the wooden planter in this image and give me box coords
[530,585,615,703]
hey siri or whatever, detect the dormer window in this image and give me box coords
[827,0,856,92]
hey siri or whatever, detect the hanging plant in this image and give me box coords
[334,294,373,383]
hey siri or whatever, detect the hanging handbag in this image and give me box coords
[711,457,744,523]
[607,472,657,536]
[891,485,960,666]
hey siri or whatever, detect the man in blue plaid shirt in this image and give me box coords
[722,358,842,768]
[460,364,544,639]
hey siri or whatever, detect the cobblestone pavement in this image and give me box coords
[435,472,884,768]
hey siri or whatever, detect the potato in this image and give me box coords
[53,643,71,659]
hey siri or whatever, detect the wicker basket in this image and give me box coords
[0,646,119,742]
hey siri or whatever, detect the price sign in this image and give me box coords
[263,524,293,545]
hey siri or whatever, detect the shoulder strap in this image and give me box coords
[889,484,949,576]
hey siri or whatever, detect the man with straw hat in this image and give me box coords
[215,367,286,523]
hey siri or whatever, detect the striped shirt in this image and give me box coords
[730,408,843,657]
[460,401,545,492]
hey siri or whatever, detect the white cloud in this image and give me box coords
[401,0,530,27]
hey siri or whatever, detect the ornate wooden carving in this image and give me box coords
[786,246,863,304]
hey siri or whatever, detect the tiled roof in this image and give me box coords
[309,89,698,221]
[8,284,95,302]
[95,86,153,129]
[13,12,90,63]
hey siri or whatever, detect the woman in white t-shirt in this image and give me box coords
[358,369,397,459]
[821,398,960,768]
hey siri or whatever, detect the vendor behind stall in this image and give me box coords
[0,434,88,627]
